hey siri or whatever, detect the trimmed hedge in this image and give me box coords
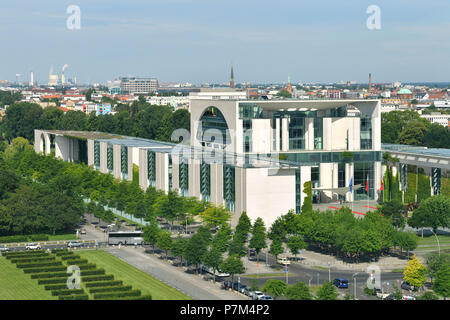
[64,259,88,265]
[81,275,114,282]
[11,257,55,264]
[89,285,132,294]
[38,278,69,285]
[85,280,123,288]
[16,261,62,269]
[3,250,46,257]
[5,253,50,260]
[29,234,49,241]
[80,269,105,276]
[93,290,141,300]
[127,295,152,300]
[0,235,29,243]
[58,294,89,300]
[24,266,67,274]
[51,289,85,296]
[61,255,81,260]
[44,284,71,291]
[77,264,97,270]
[31,272,68,279]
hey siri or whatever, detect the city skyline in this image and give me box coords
[0,0,449,84]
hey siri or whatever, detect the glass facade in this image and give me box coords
[107,144,113,173]
[431,167,441,195]
[289,116,306,150]
[94,141,100,168]
[168,155,172,191]
[239,103,263,119]
[197,106,230,146]
[354,162,374,200]
[295,168,301,213]
[120,146,128,179]
[179,158,189,196]
[243,119,252,152]
[313,117,323,150]
[223,165,235,212]
[280,151,381,165]
[147,150,156,187]
[311,166,320,203]
[200,161,211,201]
[360,117,372,150]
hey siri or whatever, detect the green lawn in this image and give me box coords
[78,250,191,300]
[417,235,450,246]
[0,256,57,300]
[48,234,79,241]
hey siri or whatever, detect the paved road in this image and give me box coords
[104,246,249,300]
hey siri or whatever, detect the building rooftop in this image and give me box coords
[382,143,450,159]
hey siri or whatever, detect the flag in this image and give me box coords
[380,179,384,191]
[349,177,353,193]
[365,176,369,192]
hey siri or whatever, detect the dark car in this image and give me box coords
[401,281,414,291]
[233,283,247,292]
[333,278,349,289]
[222,281,233,290]
[248,248,256,256]
[260,295,274,300]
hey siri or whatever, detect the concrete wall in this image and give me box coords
[251,119,272,153]
[55,135,79,162]
[99,142,107,173]
[87,139,94,166]
[210,162,224,207]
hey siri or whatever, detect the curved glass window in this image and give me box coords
[197,106,230,146]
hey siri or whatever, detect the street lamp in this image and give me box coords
[430,229,441,256]
[328,262,331,282]
[353,273,358,300]
[317,273,320,286]
[285,265,289,285]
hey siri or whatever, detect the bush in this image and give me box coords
[30,234,49,241]
[89,285,132,293]
[58,294,89,300]
[61,254,81,260]
[38,278,69,285]
[85,281,123,288]
[16,261,62,269]
[24,266,67,274]
[93,290,141,300]
[0,235,29,243]
[132,295,152,300]
[31,272,69,279]
[81,275,114,282]
[44,284,71,291]
[80,269,105,276]
[3,250,46,257]
[51,289,85,296]
[64,259,88,265]
[364,286,376,296]
[11,257,55,264]
[6,253,50,260]
[77,264,97,270]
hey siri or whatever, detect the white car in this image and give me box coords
[402,295,416,300]
[25,243,41,250]
[252,291,265,300]
[0,245,11,252]
[67,241,83,248]
[277,257,290,265]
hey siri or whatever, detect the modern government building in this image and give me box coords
[34,98,449,226]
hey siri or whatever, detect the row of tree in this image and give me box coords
[0,100,190,144]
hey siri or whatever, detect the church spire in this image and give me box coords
[230,65,235,88]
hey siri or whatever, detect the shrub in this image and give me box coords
[16,261,62,269]
[24,266,67,274]
[89,285,132,293]
[51,289,85,296]
[64,259,88,265]
[77,264,97,270]
[11,257,55,264]
[30,234,49,241]
[6,253,50,260]
[58,294,89,300]
[3,250,46,257]
[81,275,114,282]
[93,290,141,300]
[38,278,69,285]
[44,284,71,291]
[132,295,152,300]
[0,235,29,243]
[31,272,69,279]
[85,281,123,288]
[61,254,81,260]
[80,269,105,276]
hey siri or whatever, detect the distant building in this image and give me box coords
[420,113,450,127]
[120,77,158,94]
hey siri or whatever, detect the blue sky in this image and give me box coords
[1,0,449,84]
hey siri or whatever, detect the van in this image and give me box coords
[277,256,290,265]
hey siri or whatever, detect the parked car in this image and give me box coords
[248,248,256,256]
[383,294,395,300]
[260,295,274,300]
[333,278,349,289]
[232,282,247,292]
[252,291,265,300]
[0,245,11,252]
[79,229,86,235]
[277,256,290,265]
[402,295,416,300]
[401,281,414,291]
[222,281,233,290]
[242,287,252,297]
[67,241,83,248]
[25,243,41,250]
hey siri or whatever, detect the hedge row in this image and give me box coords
[85,280,123,288]
[3,250,46,257]
[44,284,71,291]
[5,253,50,260]
[80,269,105,276]
[89,285,132,294]
[23,266,67,274]
[11,257,55,264]
[16,261,62,269]
[58,295,89,300]
[93,290,141,300]
[0,235,29,243]
[77,264,97,270]
[38,278,68,285]
[64,259,88,265]
[126,295,152,300]
[51,289,85,296]
[31,272,68,279]
[61,255,81,260]
[81,275,114,282]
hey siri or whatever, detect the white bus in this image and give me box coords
[108,231,144,246]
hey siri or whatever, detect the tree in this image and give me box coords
[418,291,439,300]
[185,227,211,273]
[172,235,188,266]
[202,247,223,282]
[211,225,232,253]
[287,235,306,260]
[2,102,43,142]
[199,205,231,229]
[409,195,450,233]
[143,219,161,252]
[219,255,244,290]
[403,254,427,290]
[433,263,450,299]
[301,181,313,214]
[426,253,450,283]
[269,238,284,262]
[378,200,405,229]
[229,212,252,257]
[249,217,267,262]
[285,281,313,300]
[262,279,287,299]
[398,121,428,146]
[316,281,339,300]
[156,230,173,260]
[393,232,418,258]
